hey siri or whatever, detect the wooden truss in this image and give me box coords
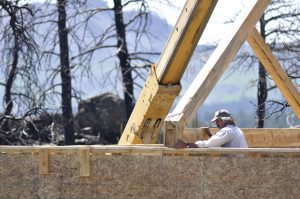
[164,0,300,147]
[118,0,300,146]
[119,0,218,144]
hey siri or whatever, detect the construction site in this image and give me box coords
[1,0,300,198]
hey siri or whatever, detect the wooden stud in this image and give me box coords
[164,121,178,148]
[79,148,90,177]
[39,147,49,175]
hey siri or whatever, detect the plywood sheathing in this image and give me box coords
[1,147,300,198]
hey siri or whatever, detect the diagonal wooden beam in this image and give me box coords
[247,28,300,119]
[156,0,218,84]
[119,0,217,144]
[168,0,271,128]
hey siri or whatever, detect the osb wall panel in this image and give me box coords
[0,153,300,199]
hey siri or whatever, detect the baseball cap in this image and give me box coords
[211,109,232,122]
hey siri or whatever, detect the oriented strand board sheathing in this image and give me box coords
[0,154,41,199]
[1,147,300,199]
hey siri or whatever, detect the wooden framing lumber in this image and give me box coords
[168,0,271,126]
[164,0,271,145]
[164,121,178,149]
[118,65,181,144]
[0,144,300,156]
[245,129,300,148]
[118,0,217,145]
[156,0,218,84]
[247,28,300,119]
[39,147,49,175]
[182,128,300,148]
[79,148,90,177]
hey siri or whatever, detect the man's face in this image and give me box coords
[216,119,224,129]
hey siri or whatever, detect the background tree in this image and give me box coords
[0,1,38,131]
[110,0,173,118]
[113,0,134,118]
[57,0,75,145]
[257,0,300,127]
[232,0,300,127]
[0,0,175,144]
[256,16,268,128]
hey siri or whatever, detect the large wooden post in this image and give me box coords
[118,0,218,144]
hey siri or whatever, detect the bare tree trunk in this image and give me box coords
[256,15,268,128]
[1,6,20,131]
[5,21,18,116]
[57,0,75,145]
[113,0,134,119]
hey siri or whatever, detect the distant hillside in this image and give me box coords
[179,43,294,128]
[194,98,297,128]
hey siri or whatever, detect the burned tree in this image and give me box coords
[256,0,300,127]
[0,1,38,131]
[233,0,300,127]
[0,0,173,145]
[113,0,134,119]
[57,0,75,145]
[256,15,268,128]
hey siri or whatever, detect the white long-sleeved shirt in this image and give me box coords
[195,125,248,148]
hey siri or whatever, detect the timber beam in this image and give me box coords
[182,128,300,148]
[156,0,218,84]
[118,65,181,144]
[118,0,218,144]
[165,0,271,146]
[247,28,300,119]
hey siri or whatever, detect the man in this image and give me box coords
[176,109,248,148]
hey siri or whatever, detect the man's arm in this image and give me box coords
[175,128,235,148]
[194,129,235,147]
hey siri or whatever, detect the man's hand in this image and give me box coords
[203,127,212,137]
[175,139,188,149]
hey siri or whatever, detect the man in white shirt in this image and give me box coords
[176,109,248,148]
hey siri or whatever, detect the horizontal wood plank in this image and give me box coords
[0,131,300,156]
[183,128,300,148]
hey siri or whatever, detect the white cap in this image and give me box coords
[211,109,232,122]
